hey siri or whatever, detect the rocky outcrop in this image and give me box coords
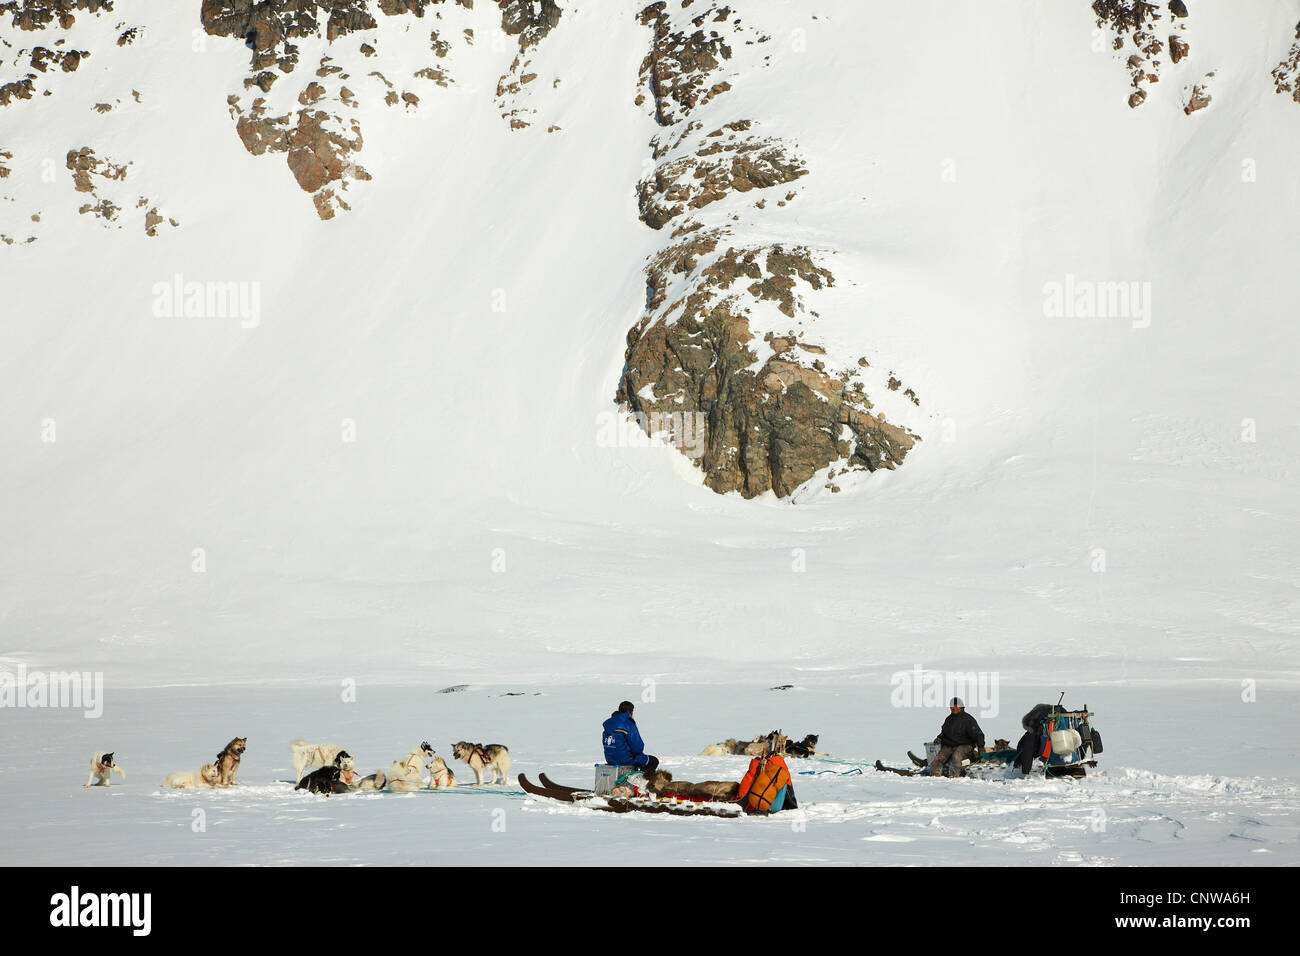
[619,2,918,499]
[0,0,112,31]
[201,1,557,214]
[1092,0,1206,114]
[0,1,115,109]
[498,0,560,51]
[494,0,564,129]
[619,242,916,498]
[1270,22,1300,104]
[637,128,807,230]
[1183,75,1212,114]
[636,1,735,126]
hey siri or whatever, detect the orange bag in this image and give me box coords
[737,754,791,813]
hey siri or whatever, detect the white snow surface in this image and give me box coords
[3,683,1297,866]
[1,1,1299,864]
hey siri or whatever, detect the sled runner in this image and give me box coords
[519,774,743,818]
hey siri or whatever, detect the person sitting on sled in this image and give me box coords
[602,700,659,773]
[927,697,986,777]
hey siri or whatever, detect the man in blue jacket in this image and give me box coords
[602,701,659,772]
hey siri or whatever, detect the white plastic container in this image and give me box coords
[1050,729,1083,756]
[593,764,636,794]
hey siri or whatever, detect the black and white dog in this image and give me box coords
[294,750,354,795]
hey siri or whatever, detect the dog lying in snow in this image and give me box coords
[451,742,511,785]
[294,751,356,794]
[700,731,821,758]
[162,764,221,789]
[385,742,434,791]
[84,751,126,788]
[291,739,352,781]
[783,734,820,758]
[700,731,789,757]
[644,769,739,802]
[353,769,387,792]
[426,752,456,789]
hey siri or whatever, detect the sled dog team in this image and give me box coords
[82,737,512,793]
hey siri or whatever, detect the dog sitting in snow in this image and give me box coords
[451,741,511,786]
[426,752,456,789]
[644,769,739,802]
[84,751,126,788]
[290,739,352,782]
[161,764,221,789]
[385,742,434,791]
[215,737,246,787]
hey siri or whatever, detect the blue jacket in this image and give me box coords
[602,712,648,767]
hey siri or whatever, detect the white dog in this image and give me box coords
[84,751,126,788]
[426,753,457,789]
[291,739,349,781]
[385,742,433,792]
[161,764,221,789]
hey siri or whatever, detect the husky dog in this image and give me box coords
[84,751,126,788]
[451,742,511,786]
[426,753,456,789]
[700,730,797,757]
[784,734,820,759]
[215,737,247,787]
[162,764,221,789]
[290,739,350,781]
[337,752,358,787]
[354,769,387,792]
[295,763,351,795]
[644,769,739,802]
[386,742,433,792]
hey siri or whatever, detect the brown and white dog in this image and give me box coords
[161,764,221,789]
[700,730,823,758]
[84,751,126,788]
[386,742,433,792]
[451,742,510,785]
[700,732,787,757]
[215,737,246,787]
[644,769,739,802]
[426,753,457,789]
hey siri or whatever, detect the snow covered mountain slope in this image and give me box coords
[1,1,1297,687]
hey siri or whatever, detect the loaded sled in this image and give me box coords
[877,698,1102,780]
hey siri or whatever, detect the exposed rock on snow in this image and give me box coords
[1092,0,1170,110]
[621,1,917,499]
[1183,75,1212,114]
[202,0,486,217]
[1270,22,1300,104]
[619,242,916,498]
[0,0,112,32]
[637,128,807,230]
[494,0,564,130]
[636,1,735,126]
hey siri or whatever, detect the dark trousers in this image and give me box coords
[928,744,973,778]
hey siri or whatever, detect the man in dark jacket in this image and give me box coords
[601,701,659,772]
[928,697,985,777]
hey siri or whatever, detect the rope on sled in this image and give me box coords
[797,767,863,776]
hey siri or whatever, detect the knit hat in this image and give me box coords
[950,697,964,708]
